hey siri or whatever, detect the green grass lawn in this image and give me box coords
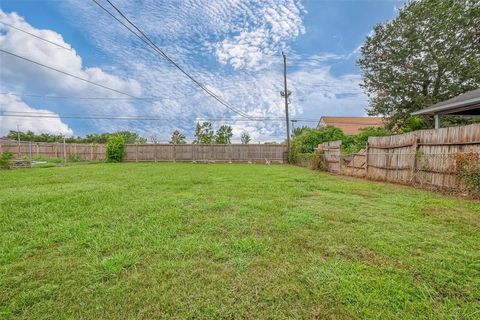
[1,163,479,319]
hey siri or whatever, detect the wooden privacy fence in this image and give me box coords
[123,144,287,163]
[0,141,287,163]
[319,124,480,191]
[321,141,342,173]
[0,141,106,161]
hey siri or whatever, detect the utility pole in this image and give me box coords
[281,51,291,157]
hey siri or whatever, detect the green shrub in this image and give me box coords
[342,127,391,155]
[0,151,15,169]
[289,126,346,163]
[294,153,314,167]
[399,116,428,133]
[462,166,480,194]
[311,148,326,171]
[106,135,125,162]
[455,152,480,195]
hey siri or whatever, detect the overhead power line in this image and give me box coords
[1,111,319,123]
[91,0,254,119]
[0,92,287,121]
[0,21,72,51]
[1,92,315,122]
[1,113,169,121]
[1,109,318,121]
[1,111,281,121]
[0,49,137,97]
[0,92,157,101]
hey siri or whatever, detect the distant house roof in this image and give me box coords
[412,88,480,116]
[317,116,387,135]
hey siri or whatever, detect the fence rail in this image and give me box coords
[0,141,287,163]
[319,124,480,191]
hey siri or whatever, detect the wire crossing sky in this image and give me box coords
[0,0,404,141]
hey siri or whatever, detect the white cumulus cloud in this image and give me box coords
[0,94,73,136]
[0,9,141,97]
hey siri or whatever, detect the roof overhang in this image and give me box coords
[412,89,480,116]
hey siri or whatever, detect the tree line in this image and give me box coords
[4,122,252,145]
[4,130,147,144]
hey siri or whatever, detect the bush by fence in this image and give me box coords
[0,151,15,169]
[106,135,125,162]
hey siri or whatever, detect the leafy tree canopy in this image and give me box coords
[5,130,147,144]
[358,0,480,130]
[193,122,214,144]
[292,126,310,139]
[240,132,251,144]
[169,130,187,144]
[214,125,233,144]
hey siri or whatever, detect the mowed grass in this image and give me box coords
[1,163,479,319]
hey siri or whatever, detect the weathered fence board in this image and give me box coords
[320,124,479,192]
[320,141,342,173]
[123,144,287,163]
[0,141,287,163]
[0,141,106,161]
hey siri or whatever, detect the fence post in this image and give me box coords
[36,143,39,158]
[63,137,67,164]
[365,141,369,178]
[338,142,342,173]
[90,144,93,161]
[410,135,419,183]
[396,151,399,180]
[29,141,32,168]
[154,144,158,163]
[135,144,138,163]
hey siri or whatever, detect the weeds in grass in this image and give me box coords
[0,163,478,318]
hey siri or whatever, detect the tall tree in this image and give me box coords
[214,125,233,144]
[150,134,159,144]
[115,131,146,144]
[169,130,186,144]
[240,131,251,144]
[292,126,309,139]
[193,122,214,144]
[358,0,480,130]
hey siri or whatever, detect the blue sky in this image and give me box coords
[0,0,404,142]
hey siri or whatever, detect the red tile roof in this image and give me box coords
[318,117,387,135]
